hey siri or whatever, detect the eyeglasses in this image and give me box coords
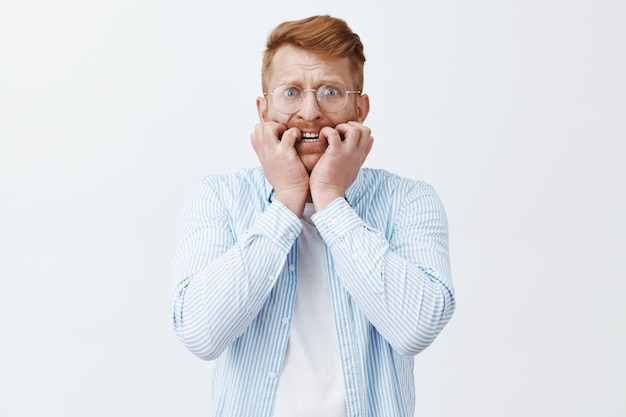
[263,84,361,114]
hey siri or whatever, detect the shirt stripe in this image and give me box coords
[171,166,455,417]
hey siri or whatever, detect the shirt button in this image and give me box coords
[268,371,277,379]
[268,274,276,281]
[288,232,296,240]
[288,264,295,272]
[282,317,290,325]
[330,218,338,225]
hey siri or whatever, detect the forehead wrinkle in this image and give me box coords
[268,47,354,90]
[276,78,348,88]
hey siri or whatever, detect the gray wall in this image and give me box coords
[1,1,624,416]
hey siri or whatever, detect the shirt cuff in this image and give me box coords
[311,197,364,246]
[251,199,302,252]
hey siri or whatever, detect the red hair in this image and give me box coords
[261,15,366,92]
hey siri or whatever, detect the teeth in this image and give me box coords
[301,132,319,142]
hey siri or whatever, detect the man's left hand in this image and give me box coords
[309,121,373,211]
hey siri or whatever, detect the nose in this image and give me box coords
[297,89,323,120]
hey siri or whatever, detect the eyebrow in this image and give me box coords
[277,79,346,88]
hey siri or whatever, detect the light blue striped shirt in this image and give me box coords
[171,166,455,417]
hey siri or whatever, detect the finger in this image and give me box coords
[280,127,301,147]
[363,134,374,156]
[347,121,371,137]
[344,122,372,149]
[334,122,357,142]
[319,126,343,147]
[251,123,266,151]
[261,122,286,143]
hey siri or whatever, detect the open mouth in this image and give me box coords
[301,132,320,142]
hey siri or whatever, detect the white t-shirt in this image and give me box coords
[272,203,347,417]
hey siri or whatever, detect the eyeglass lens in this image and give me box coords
[271,85,352,113]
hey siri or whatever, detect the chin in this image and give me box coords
[300,154,323,174]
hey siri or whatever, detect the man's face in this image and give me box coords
[257,45,369,173]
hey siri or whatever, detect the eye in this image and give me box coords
[322,86,339,97]
[282,87,300,98]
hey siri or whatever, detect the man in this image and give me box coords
[172,15,455,417]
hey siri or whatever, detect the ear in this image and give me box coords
[256,96,267,122]
[356,94,370,122]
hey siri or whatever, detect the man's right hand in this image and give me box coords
[251,122,309,217]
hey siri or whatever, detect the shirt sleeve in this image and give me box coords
[312,182,455,356]
[171,177,301,360]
